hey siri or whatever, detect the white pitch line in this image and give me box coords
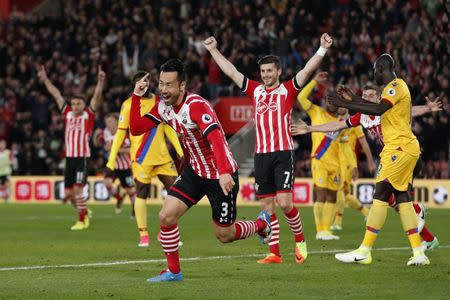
[1,245,448,272]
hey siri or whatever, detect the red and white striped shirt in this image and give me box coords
[103,128,131,170]
[347,113,384,146]
[146,93,238,179]
[242,77,301,153]
[62,104,95,158]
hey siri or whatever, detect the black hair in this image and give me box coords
[160,58,186,83]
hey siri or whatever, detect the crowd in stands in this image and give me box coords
[0,0,448,178]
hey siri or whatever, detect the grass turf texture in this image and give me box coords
[0,204,448,299]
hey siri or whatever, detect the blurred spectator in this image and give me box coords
[0,0,448,178]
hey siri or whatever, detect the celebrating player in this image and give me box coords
[93,113,136,216]
[292,85,441,250]
[203,33,333,264]
[106,71,184,247]
[327,54,430,265]
[38,65,105,230]
[296,72,342,240]
[0,139,12,202]
[129,59,272,282]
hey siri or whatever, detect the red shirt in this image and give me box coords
[347,113,384,146]
[242,77,301,153]
[62,104,95,158]
[147,93,237,179]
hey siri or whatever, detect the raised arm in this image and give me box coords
[37,65,65,111]
[297,72,328,111]
[295,34,333,88]
[90,66,106,111]
[129,74,159,135]
[291,119,348,136]
[203,36,245,89]
[412,96,442,117]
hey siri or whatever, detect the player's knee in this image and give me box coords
[215,229,234,243]
[277,197,293,212]
[135,181,150,199]
[158,210,177,226]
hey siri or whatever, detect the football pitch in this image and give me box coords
[0,204,448,299]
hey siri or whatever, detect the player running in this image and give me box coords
[0,139,12,202]
[106,72,184,247]
[38,65,105,230]
[129,59,272,282]
[93,113,136,216]
[327,54,431,265]
[203,33,333,264]
[293,83,441,251]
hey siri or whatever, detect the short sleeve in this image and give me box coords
[241,77,260,99]
[61,104,71,115]
[346,113,361,127]
[189,102,219,136]
[284,78,301,94]
[118,100,130,130]
[381,81,402,106]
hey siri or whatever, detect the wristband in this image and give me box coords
[316,46,328,57]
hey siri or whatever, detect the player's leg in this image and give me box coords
[311,159,328,237]
[121,169,136,217]
[332,189,345,230]
[335,180,392,264]
[274,150,307,263]
[131,162,154,246]
[147,166,203,282]
[254,153,279,263]
[71,158,89,230]
[104,172,122,213]
[345,193,369,217]
[206,171,270,244]
[321,164,340,238]
[63,159,75,206]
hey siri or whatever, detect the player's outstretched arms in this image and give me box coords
[328,89,391,116]
[295,33,333,88]
[291,119,348,136]
[203,36,245,89]
[90,66,106,111]
[129,74,158,135]
[37,65,65,111]
[412,96,443,117]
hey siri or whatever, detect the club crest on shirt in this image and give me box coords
[254,183,259,192]
[387,88,396,96]
[202,114,213,124]
[391,155,397,162]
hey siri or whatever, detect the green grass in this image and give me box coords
[0,204,448,299]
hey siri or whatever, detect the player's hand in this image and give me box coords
[326,91,345,107]
[367,159,377,175]
[290,119,310,135]
[351,167,359,181]
[320,33,333,49]
[203,36,218,52]
[314,72,328,83]
[134,73,150,96]
[98,65,106,81]
[426,96,443,112]
[337,85,354,101]
[37,65,48,82]
[219,173,235,196]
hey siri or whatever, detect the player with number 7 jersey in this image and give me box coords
[203,33,333,264]
[128,59,273,282]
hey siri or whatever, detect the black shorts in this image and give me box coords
[64,157,88,188]
[168,166,239,226]
[0,175,10,185]
[254,150,294,198]
[106,169,134,188]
